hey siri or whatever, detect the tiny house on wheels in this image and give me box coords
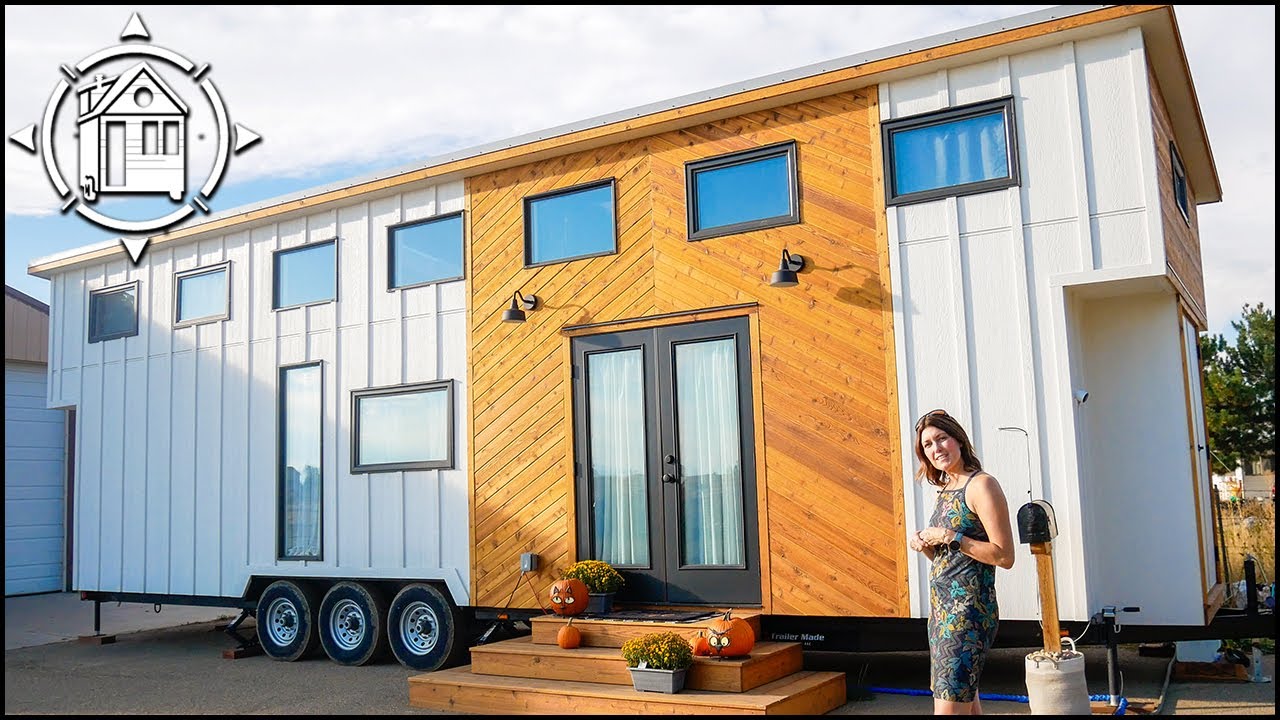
[29,5,1245,674]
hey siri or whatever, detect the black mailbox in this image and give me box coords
[1017,499,1058,544]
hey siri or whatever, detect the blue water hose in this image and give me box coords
[866,687,1128,714]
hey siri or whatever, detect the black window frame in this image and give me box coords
[87,280,141,344]
[173,260,231,328]
[272,238,338,311]
[882,95,1021,207]
[1170,141,1191,226]
[522,178,618,268]
[277,360,324,562]
[350,380,455,474]
[386,210,466,291]
[685,140,801,241]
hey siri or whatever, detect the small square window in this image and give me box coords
[1170,142,1191,225]
[882,96,1020,206]
[351,381,454,473]
[88,281,140,343]
[273,240,336,310]
[388,211,464,290]
[523,179,616,266]
[175,262,229,326]
[686,141,800,241]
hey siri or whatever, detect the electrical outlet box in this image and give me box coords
[520,552,540,573]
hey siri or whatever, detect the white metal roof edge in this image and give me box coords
[29,5,1123,273]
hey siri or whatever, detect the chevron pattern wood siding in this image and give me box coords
[468,90,908,617]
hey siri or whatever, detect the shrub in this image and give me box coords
[621,631,694,670]
[561,559,624,594]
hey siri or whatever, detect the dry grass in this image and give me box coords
[1217,499,1275,597]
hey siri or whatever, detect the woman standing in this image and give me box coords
[908,410,1015,715]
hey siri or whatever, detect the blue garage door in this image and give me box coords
[5,363,67,596]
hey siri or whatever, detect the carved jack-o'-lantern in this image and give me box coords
[549,577,589,616]
[706,609,755,657]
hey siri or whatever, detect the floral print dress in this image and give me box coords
[927,471,999,702]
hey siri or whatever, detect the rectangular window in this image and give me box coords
[273,239,336,310]
[882,96,1020,206]
[388,211,464,290]
[142,122,158,155]
[279,362,322,560]
[686,141,800,241]
[163,122,179,155]
[351,381,454,473]
[523,179,616,266]
[174,262,229,326]
[1170,142,1190,225]
[88,281,140,343]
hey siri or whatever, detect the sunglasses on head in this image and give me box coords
[915,408,950,432]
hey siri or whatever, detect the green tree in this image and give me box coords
[1199,303,1275,474]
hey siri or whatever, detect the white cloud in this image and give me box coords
[4,5,1273,334]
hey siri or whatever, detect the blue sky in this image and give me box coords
[5,5,1274,338]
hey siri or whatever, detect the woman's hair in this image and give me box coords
[913,411,982,487]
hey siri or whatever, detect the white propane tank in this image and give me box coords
[1024,649,1091,714]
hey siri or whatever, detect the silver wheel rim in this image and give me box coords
[329,598,367,651]
[400,600,439,656]
[265,596,300,646]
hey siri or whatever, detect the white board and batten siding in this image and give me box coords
[44,181,471,605]
[887,28,1207,625]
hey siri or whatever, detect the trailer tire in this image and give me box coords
[256,580,321,661]
[387,583,467,671]
[319,581,388,666]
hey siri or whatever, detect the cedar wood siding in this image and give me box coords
[467,90,909,617]
[1150,59,1206,328]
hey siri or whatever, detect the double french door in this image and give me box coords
[571,317,760,605]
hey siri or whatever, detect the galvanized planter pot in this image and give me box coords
[628,666,688,694]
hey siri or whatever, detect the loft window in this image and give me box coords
[883,96,1020,206]
[175,262,229,326]
[1170,142,1190,225]
[523,179,616,266]
[273,239,336,310]
[686,141,800,241]
[388,211,464,290]
[88,281,140,343]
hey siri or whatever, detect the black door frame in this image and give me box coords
[571,316,760,605]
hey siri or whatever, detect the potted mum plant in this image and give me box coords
[621,631,694,694]
[561,560,624,615]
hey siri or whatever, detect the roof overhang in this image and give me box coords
[29,4,1219,279]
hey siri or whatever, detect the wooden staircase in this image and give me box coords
[407,611,847,714]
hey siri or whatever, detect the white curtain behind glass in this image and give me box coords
[676,338,744,566]
[284,365,321,557]
[588,349,649,566]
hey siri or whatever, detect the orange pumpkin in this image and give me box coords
[548,578,589,616]
[689,630,712,657]
[557,618,582,649]
[706,609,755,657]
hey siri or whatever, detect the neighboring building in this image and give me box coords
[5,285,70,596]
[26,4,1229,671]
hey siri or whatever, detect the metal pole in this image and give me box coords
[94,599,102,636]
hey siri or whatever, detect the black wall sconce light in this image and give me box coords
[501,290,539,323]
[770,248,806,287]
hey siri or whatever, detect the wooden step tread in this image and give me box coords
[470,636,804,692]
[530,611,763,648]
[408,665,847,715]
[473,635,794,664]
